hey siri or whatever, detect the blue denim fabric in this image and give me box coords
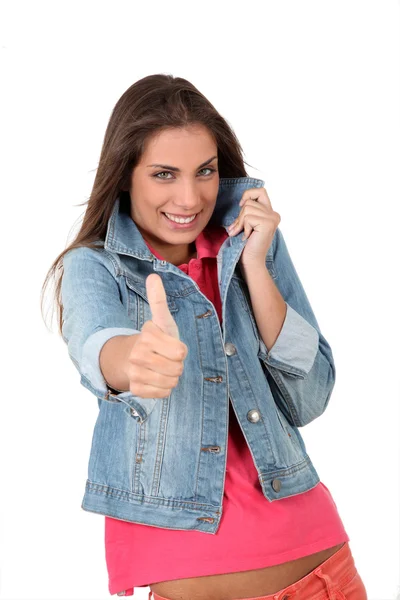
[61,177,336,533]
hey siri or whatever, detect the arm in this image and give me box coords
[240,263,287,353]
[61,246,140,400]
[244,226,336,427]
[99,334,139,393]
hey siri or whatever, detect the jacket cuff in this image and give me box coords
[257,303,319,378]
[80,327,140,397]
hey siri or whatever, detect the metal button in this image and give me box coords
[272,479,282,492]
[224,342,237,356]
[247,409,261,423]
[130,408,138,416]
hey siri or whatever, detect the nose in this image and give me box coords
[173,181,201,212]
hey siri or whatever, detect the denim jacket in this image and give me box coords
[61,177,336,534]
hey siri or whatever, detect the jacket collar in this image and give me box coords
[104,176,265,261]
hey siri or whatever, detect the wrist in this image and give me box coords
[101,333,139,394]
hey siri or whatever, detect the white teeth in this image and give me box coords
[164,212,197,224]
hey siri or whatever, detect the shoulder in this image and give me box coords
[62,244,117,278]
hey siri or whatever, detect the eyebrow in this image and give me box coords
[147,155,218,172]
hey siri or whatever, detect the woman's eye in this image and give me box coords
[154,171,172,179]
[153,167,215,180]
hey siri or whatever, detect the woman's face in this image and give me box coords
[127,124,220,265]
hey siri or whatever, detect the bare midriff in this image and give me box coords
[149,542,345,600]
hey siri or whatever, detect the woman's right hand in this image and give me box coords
[124,274,188,398]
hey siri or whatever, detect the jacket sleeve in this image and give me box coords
[257,227,336,428]
[61,246,140,401]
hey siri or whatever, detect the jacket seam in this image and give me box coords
[262,366,302,428]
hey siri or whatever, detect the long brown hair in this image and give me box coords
[40,73,254,337]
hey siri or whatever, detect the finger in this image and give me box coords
[146,274,180,340]
[130,381,174,399]
[241,217,254,241]
[131,337,185,371]
[239,187,272,208]
[228,204,264,236]
[131,364,180,389]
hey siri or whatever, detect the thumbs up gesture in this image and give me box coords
[146,273,180,340]
[124,274,188,399]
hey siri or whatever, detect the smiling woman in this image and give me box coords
[119,126,221,264]
[41,73,367,600]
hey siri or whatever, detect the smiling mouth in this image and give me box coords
[163,211,200,223]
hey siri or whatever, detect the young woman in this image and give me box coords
[42,74,367,599]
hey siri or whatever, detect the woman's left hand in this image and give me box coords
[227,187,281,267]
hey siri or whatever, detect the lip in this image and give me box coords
[162,211,201,230]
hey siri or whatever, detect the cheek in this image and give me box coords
[143,195,166,216]
[209,180,220,202]
[204,182,219,204]
[206,194,218,210]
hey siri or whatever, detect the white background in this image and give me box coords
[1,1,399,599]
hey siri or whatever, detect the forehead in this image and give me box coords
[142,125,217,158]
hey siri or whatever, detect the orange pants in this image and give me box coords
[148,541,367,599]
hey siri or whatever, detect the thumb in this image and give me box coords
[146,273,180,340]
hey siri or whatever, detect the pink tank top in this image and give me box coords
[105,225,349,596]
